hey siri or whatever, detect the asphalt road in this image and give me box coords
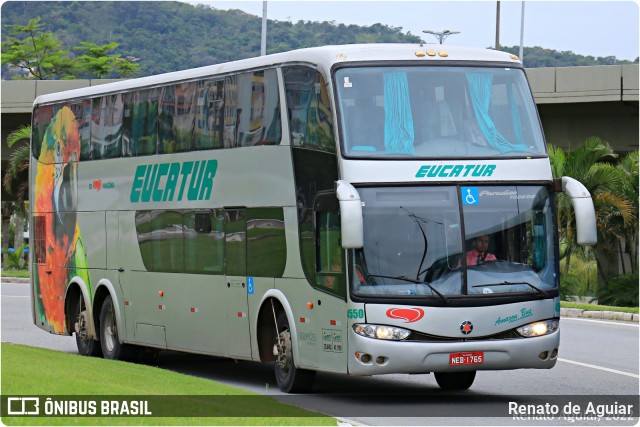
[2,281,638,425]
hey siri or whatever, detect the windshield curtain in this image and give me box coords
[351,185,556,299]
[336,66,545,158]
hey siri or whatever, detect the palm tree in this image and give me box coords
[3,125,31,202]
[548,137,636,287]
[612,151,639,274]
[2,125,31,255]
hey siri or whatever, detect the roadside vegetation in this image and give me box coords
[0,268,30,279]
[560,301,638,314]
[549,138,638,308]
[1,343,335,426]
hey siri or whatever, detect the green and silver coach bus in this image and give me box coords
[30,43,596,392]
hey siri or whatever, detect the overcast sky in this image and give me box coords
[195,0,639,61]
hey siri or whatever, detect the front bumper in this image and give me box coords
[347,328,559,375]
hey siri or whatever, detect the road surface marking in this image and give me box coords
[562,317,639,327]
[558,358,639,379]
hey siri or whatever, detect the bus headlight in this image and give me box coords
[516,319,559,337]
[353,324,411,340]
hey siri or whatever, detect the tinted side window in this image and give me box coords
[33,215,47,264]
[291,149,340,291]
[159,82,196,154]
[123,88,159,156]
[183,209,225,274]
[91,94,123,159]
[70,100,91,161]
[316,211,345,297]
[136,210,184,272]
[247,208,286,277]
[223,70,281,148]
[225,209,246,276]
[195,80,224,150]
[32,105,55,161]
[283,66,335,152]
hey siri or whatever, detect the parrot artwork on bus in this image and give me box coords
[33,106,90,334]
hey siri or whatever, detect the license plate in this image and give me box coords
[449,351,484,366]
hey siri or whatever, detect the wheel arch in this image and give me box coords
[256,289,299,365]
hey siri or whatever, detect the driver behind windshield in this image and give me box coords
[466,235,497,266]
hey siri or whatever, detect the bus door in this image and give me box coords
[108,211,130,338]
[312,192,349,372]
[224,208,252,358]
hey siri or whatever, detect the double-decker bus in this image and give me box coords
[30,43,596,392]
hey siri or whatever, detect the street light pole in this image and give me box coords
[495,1,501,49]
[422,29,460,44]
[261,1,267,56]
[519,1,526,61]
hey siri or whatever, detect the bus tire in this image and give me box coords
[273,310,315,393]
[434,371,476,391]
[74,296,102,357]
[99,295,134,361]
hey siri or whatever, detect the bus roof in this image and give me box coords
[33,43,520,106]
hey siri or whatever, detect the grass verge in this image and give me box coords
[0,269,30,279]
[1,343,335,426]
[560,301,638,314]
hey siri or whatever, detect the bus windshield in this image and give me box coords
[351,185,557,299]
[335,66,545,158]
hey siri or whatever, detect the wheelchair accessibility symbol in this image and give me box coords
[462,187,479,205]
[247,277,255,295]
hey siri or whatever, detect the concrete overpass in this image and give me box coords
[526,65,638,154]
[2,64,638,199]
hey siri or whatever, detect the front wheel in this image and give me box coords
[273,311,315,393]
[434,371,476,391]
[99,295,135,361]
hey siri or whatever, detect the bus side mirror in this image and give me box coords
[560,176,597,245]
[335,180,363,249]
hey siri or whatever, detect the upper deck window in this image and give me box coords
[335,66,545,159]
[283,65,336,152]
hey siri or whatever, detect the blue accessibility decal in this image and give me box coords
[462,187,479,205]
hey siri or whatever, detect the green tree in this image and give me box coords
[611,151,639,274]
[74,41,139,78]
[548,137,636,286]
[1,17,75,79]
[3,125,31,204]
[2,125,31,256]
[2,18,139,80]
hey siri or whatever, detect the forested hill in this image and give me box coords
[1,1,637,78]
[1,1,420,76]
[500,45,638,68]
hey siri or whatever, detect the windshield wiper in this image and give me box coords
[472,281,549,298]
[400,206,443,281]
[366,274,449,303]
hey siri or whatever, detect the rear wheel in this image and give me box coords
[75,297,102,357]
[273,311,315,393]
[99,295,135,361]
[434,371,476,391]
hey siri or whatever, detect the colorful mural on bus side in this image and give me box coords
[33,106,91,334]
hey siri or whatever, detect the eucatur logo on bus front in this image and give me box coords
[130,159,218,203]
[415,164,497,178]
